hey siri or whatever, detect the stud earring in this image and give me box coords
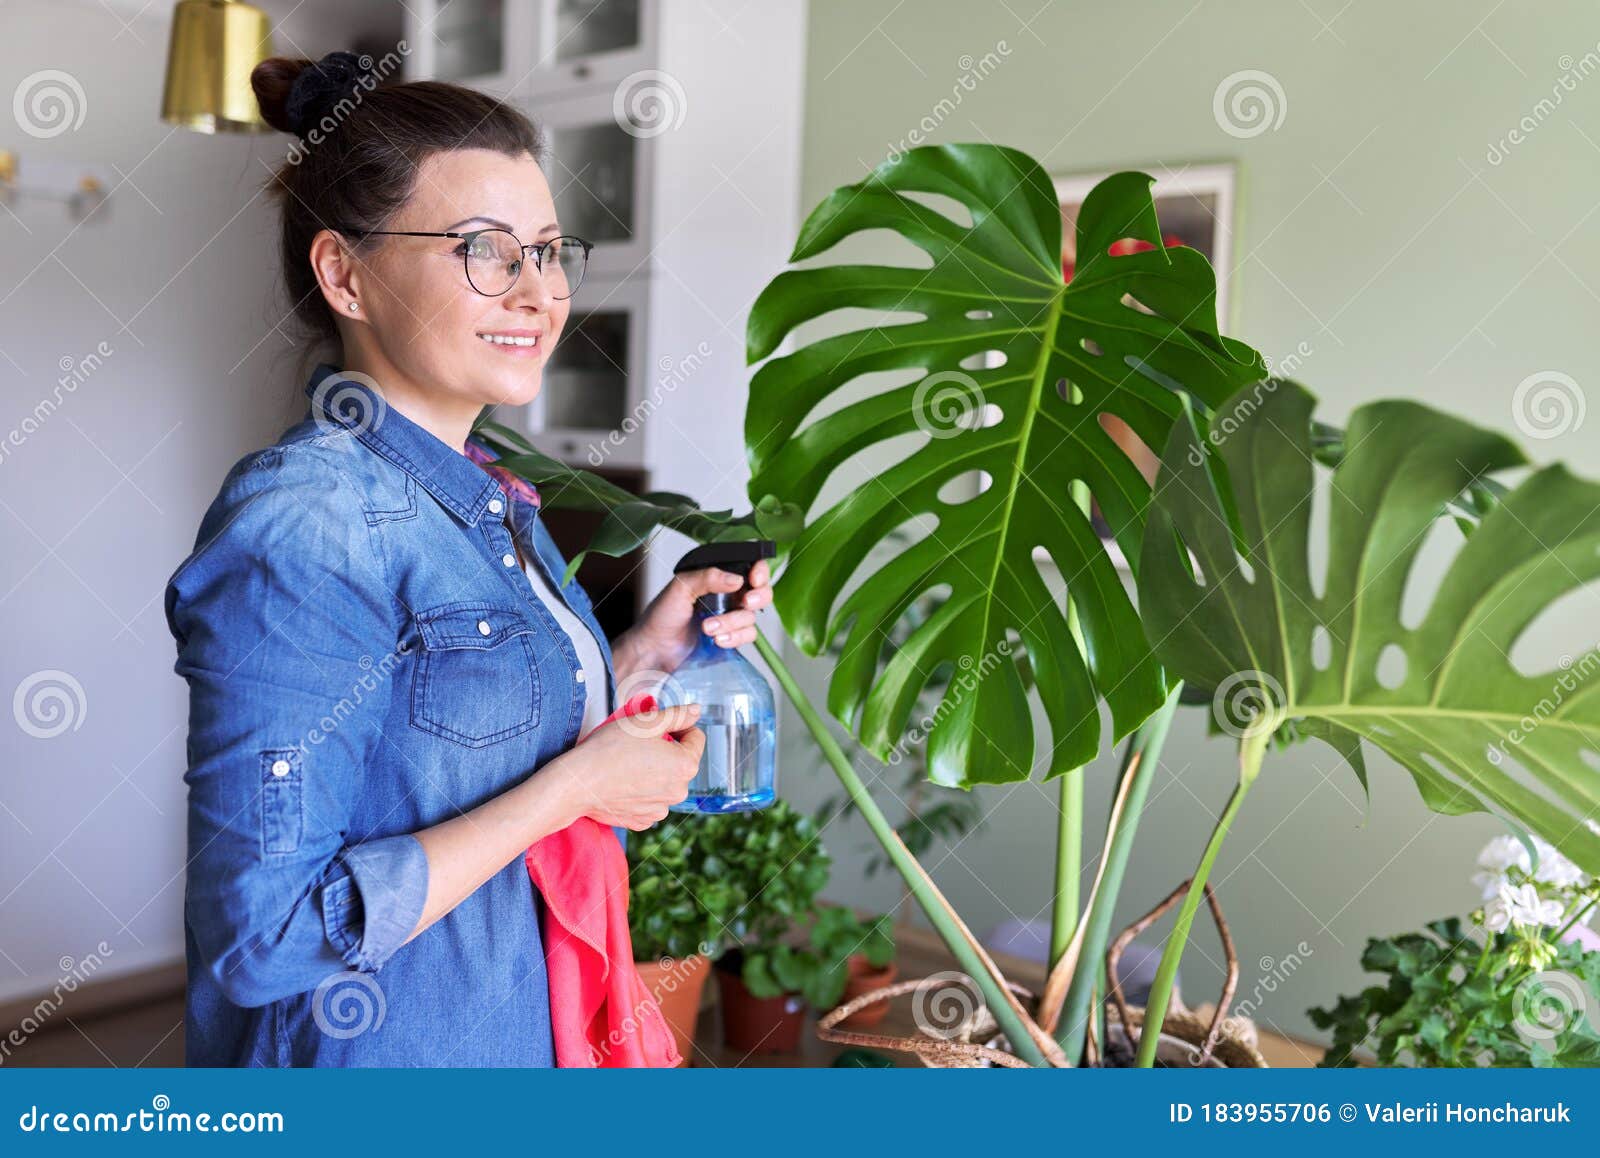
[347,301,359,311]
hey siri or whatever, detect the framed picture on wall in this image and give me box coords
[1052,162,1238,570]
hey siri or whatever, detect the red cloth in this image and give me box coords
[524,692,684,1068]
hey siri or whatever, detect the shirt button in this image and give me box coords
[487,498,504,515]
[477,620,492,636]
[575,670,586,683]
[502,553,516,567]
[270,759,291,778]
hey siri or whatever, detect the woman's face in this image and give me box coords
[345,148,572,415]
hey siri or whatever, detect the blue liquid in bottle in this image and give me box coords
[660,622,776,813]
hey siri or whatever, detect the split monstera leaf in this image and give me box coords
[745,145,1265,786]
[1139,379,1600,873]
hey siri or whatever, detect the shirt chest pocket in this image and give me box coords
[410,601,544,748]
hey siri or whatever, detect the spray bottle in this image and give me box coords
[661,540,777,813]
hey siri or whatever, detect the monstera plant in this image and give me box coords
[483,142,1600,1068]
[1134,379,1600,1065]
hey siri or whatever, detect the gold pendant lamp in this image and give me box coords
[160,0,274,133]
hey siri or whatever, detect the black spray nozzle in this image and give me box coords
[674,539,775,616]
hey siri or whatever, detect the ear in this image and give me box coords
[308,229,363,318]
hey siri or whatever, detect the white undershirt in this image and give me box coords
[521,558,610,740]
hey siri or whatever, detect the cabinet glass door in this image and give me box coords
[545,120,637,253]
[431,0,508,82]
[553,0,641,62]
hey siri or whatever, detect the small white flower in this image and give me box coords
[1474,835,1531,899]
[1485,882,1565,932]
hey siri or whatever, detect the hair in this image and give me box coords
[251,57,549,346]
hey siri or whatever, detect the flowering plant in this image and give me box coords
[1309,834,1600,1067]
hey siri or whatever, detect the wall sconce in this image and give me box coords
[160,0,274,133]
[0,150,112,222]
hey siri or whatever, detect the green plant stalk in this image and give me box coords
[1048,478,1094,967]
[1134,720,1272,1068]
[1055,683,1182,1060]
[754,628,1053,1067]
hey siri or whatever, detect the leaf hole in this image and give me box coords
[1119,291,1156,317]
[1376,643,1408,690]
[937,470,990,505]
[897,189,975,230]
[1399,517,1465,630]
[1311,625,1332,671]
[1509,586,1600,678]
[1080,338,1105,357]
[1581,750,1600,773]
[959,349,1006,370]
[966,309,993,321]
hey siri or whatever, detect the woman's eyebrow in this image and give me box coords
[443,215,515,232]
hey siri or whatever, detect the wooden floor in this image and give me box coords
[4,927,1321,1068]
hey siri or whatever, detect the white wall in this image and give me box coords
[0,0,395,1004]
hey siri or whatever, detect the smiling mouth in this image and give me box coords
[476,332,541,349]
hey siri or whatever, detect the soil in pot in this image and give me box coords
[834,955,898,1030]
[633,954,711,1065]
[715,952,806,1054]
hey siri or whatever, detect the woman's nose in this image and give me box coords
[505,257,556,311]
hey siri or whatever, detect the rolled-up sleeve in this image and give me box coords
[166,445,428,1009]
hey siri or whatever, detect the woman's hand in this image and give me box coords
[611,560,773,681]
[547,703,706,830]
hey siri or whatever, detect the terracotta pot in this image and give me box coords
[633,954,711,1065]
[715,959,806,1054]
[834,955,898,1029]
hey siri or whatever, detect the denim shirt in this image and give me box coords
[165,365,616,1067]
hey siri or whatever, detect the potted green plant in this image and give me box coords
[691,801,832,1054]
[480,142,1600,1068]
[1309,833,1600,1067]
[626,814,744,1062]
[817,907,897,1030]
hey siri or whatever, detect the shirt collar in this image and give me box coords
[304,364,503,525]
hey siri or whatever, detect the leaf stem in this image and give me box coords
[1134,719,1272,1067]
[1052,683,1182,1060]
[754,628,1056,1067]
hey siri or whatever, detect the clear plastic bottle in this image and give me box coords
[659,541,777,813]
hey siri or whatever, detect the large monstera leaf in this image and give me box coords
[745,145,1265,786]
[1140,379,1600,873]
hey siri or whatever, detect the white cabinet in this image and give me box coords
[406,0,808,601]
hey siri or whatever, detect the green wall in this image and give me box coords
[780,0,1600,1046]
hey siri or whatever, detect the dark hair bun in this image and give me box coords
[251,57,314,135]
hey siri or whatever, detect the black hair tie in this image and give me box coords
[284,51,374,140]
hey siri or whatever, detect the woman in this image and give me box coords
[163,54,770,1067]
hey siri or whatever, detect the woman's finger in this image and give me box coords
[701,609,757,638]
[673,566,744,599]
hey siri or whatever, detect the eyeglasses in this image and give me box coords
[341,228,593,299]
